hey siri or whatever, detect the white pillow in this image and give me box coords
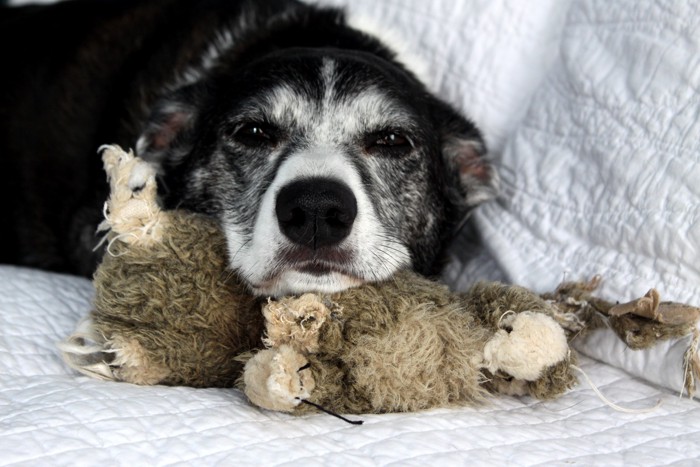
[473,0,700,396]
[475,0,700,303]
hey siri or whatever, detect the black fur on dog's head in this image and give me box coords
[137,6,498,296]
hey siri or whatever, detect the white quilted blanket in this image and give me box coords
[2,266,699,465]
[3,0,700,464]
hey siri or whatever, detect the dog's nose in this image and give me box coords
[275,178,357,249]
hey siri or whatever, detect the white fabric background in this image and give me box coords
[473,0,700,306]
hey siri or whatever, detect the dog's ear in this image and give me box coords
[136,85,205,169]
[436,102,499,212]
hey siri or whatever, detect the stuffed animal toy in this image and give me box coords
[60,145,265,387]
[244,275,700,416]
[242,273,581,415]
[61,145,700,417]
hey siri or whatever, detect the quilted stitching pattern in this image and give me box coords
[475,0,700,304]
[2,266,699,465]
[469,0,700,399]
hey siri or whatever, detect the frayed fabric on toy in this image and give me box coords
[543,278,700,398]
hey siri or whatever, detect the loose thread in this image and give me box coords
[680,329,700,398]
[296,398,364,425]
[572,365,662,414]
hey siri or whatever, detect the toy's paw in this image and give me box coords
[243,345,316,413]
[59,316,118,381]
[98,144,168,244]
[59,315,171,385]
[262,294,331,353]
[483,311,569,381]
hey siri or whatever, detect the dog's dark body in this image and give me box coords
[1,0,295,275]
[0,0,496,295]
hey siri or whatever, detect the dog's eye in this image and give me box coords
[376,133,408,146]
[365,131,413,155]
[231,122,277,147]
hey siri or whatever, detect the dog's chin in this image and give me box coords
[249,269,366,297]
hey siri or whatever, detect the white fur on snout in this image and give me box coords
[224,146,410,296]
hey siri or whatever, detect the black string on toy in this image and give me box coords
[296,398,364,425]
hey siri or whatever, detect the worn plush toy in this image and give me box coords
[60,145,265,387]
[61,145,700,417]
[245,274,700,416]
[242,273,583,415]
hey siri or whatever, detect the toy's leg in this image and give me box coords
[262,294,332,353]
[59,315,172,385]
[58,315,117,381]
[243,345,316,412]
[98,144,168,245]
[610,288,700,327]
[483,311,569,381]
[549,279,700,347]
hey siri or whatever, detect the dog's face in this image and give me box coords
[138,41,496,296]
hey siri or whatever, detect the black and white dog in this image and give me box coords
[0,0,497,296]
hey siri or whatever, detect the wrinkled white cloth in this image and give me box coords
[473,0,700,305]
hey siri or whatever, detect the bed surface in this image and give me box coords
[2,266,699,465]
[2,0,700,464]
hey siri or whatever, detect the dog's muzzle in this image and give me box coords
[275,178,357,250]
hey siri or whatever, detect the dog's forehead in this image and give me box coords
[241,53,421,136]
